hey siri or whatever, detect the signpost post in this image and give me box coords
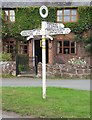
[20,5,71,99]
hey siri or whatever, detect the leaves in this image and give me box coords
[0,53,12,61]
[2,6,92,54]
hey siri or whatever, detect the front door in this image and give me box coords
[35,40,48,64]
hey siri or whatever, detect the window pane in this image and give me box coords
[57,41,62,53]
[64,16,70,22]
[57,10,62,15]
[5,11,8,21]
[10,45,13,53]
[57,48,62,53]
[71,10,76,15]
[71,42,75,46]
[64,41,69,46]
[57,10,62,22]
[64,48,69,54]
[57,16,62,21]
[20,45,28,54]
[59,41,62,46]
[10,10,15,22]
[10,41,14,44]
[71,48,75,53]
[57,41,62,47]
[5,11,8,16]
[71,16,76,21]
[10,10,15,15]
[10,17,15,22]
[64,10,70,15]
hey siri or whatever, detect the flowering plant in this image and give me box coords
[68,57,86,67]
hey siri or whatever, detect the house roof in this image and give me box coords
[2,0,91,8]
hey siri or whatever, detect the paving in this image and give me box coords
[2,111,35,118]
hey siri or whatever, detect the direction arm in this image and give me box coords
[46,35,53,40]
[27,35,34,40]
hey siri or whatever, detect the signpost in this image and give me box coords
[46,28,71,35]
[47,22,64,29]
[20,29,41,36]
[20,5,71,99]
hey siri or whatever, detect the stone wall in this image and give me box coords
[0,61,16,76]
[38,63,91,78]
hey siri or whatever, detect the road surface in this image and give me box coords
[1,78,91,91]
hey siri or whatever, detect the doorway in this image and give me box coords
[35,40,48,64]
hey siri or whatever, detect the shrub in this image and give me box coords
[68,57,86,67]
[0,52,12,61]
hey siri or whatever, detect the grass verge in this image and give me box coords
[2,87,90,118]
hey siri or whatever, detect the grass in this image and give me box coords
[1,74,16,78]
[2,87,90,118]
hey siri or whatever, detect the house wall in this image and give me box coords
[2,6,91,76]
[48,31,91,66]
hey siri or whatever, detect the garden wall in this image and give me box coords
[1,61,91,79]
[0,61,16,76]
[38,63,91,78]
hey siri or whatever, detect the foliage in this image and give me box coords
[2,6,92,52]
[18,55,30,72]
[0,52,12,61]
[84,37,92,52]
[68,57,87,67]
[2,6,91,36]
[18,64,24,72]
[65,6,92,34]
[2,6,92,35]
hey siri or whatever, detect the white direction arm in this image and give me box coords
[27,35,34,41]
[46,35,53,40]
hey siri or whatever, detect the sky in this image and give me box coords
[2,0,92,2]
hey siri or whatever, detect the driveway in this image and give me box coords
[1,77,91,91]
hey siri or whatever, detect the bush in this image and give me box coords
[68,57,87,67]
[0,52,12,61]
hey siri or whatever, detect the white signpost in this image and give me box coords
[20,29,41,36]
[47,22,64,29]
[20,6,71,99]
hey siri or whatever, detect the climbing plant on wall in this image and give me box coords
[2,6,92,51]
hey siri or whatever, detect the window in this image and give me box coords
[57,41,76,54]
[4,10,15,22]
[19,41,28,54]
[57,9,77,22]
[57,41,62,53]
[3,40,16,60]
[3,40,15,53]
[10,10,15,22]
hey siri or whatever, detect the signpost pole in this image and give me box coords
[39,5,48,99]
[42,21,46,99]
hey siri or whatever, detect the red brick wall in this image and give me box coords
[28,40,33,67]
[48,40,53,64]
[50,32,91,66]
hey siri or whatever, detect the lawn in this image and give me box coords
[2,87,90,118]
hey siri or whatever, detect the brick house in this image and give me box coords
[2,1,91,75]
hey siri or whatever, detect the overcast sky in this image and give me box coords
[2,0,92,2]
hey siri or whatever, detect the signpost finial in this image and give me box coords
[39,5,48,19]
